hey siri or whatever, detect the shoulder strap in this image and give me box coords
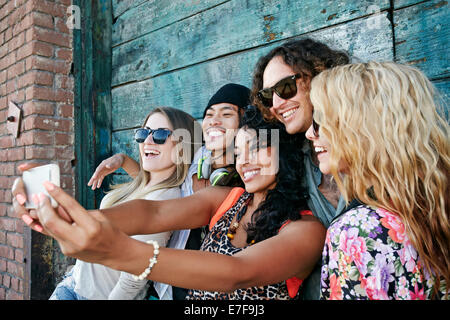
[209,187,245,230]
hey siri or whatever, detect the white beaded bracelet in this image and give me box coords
[132,240,160,281]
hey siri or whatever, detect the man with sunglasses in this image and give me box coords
[251,38,350,299]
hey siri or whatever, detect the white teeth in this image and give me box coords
[281,108,298,119]
[243,170,260,180]
[208,130,224,137]
[315,147,326,153]
[145,150,160,156]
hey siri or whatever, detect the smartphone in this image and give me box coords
[22,164,60,209]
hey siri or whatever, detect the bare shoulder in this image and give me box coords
[278,214,326,239]
[191,185,234,213]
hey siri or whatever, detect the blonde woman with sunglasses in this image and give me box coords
[42,107,200,300]
[305,61,449,299]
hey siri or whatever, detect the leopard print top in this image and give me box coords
[186,191,299,300]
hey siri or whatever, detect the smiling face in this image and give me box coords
[235,128,278,194]
[263,56,313,134]
[305,120,348,175]
[139,112,176,177]
[202,103,240,152]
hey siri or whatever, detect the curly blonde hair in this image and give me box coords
[310,61,449,298]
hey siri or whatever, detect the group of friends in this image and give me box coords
[12,38,449,300]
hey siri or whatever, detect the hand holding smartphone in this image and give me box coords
[22,164,60,209]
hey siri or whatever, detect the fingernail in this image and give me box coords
[43,181,55,191]
[34,224,44,233]
[22,215,34,225]
[16,194,26,205]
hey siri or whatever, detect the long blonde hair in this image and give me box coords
[100,107,201,209]
[310,61,449,297]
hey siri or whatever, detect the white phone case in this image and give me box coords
[22,164,60,209]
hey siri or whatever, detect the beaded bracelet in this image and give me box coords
[132,240,160,281]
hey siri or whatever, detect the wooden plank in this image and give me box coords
[112,0,148,18]
[112,0,229,46]
[433,77,450,120]
[394,0,449,79]
[111,13,393,131]
[111,0,390,86]
[394,0,430,9]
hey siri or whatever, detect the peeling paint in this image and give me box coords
[327,13,337,21]
[407,57,427,65]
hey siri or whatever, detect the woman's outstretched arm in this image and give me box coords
[35,183,326,293]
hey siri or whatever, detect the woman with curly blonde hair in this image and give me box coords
[306,61,449,299]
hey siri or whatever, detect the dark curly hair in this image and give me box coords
[251,38,349,120]
[239,106,309,243]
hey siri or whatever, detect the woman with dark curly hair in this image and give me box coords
[15,106,326,300]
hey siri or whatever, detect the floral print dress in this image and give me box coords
[320,204,447,300]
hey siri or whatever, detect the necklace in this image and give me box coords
[227,193,255,244]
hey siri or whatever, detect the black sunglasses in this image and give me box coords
[312,118,320,137]
[134,128,172,144]
[258,74,301,108]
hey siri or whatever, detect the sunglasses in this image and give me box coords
[312,118,320,137]
[258,74,301,108]
[134,128,172,144]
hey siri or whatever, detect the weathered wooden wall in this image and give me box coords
[108,0,449,180]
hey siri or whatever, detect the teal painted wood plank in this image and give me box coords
[394,0,449,79]
[112,129,140,162]
[113,0,229,46]
[394,0,430,9]
[433,78,450,120]
[111,0,390,86]
[112,0,148,18]
[111,13,393,130]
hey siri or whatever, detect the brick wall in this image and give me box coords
[0,0,75,300]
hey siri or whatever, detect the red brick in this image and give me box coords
[12,13,32,37]
[18,70,53,88]
[31,11,54,29]
[14,248,24,263]
[55,17,69,34]
[10,277,19,291]
[0,135,14,148]
[32,0,67,18]
[0,244,14,259]
[0,51,15,71]
[0,176,14,189]
[25,145,56,159]
[58,104,73,117]
[16,130,53,146]
[25,55,69,74]
[26,85,73,103]
[55,47,71,61]
[2,273,11,287]
[0,163,15,176]
[6,290,24,300]
[19,41,54,62]
[56,145,74,159]
[7,31,25,52]
[7,61,26,79]
[0,69,6,83]
[6,233,23,249]
[24,115,72,131]
[55,132,72,145]
[22,100,55,116]
[7,147,24,161]
[27,26,71,48]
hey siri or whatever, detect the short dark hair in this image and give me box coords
[251,38,349,119]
